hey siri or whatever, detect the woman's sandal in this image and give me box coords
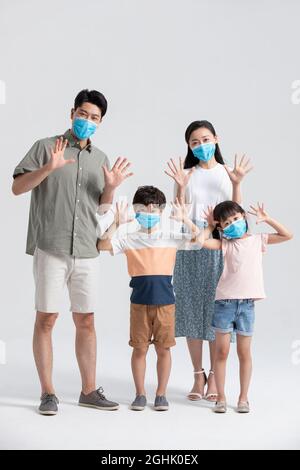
[187,369,207,401]
[204,370,218,402]
[237,401,250,413]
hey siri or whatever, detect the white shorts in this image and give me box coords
[33,247,100,313]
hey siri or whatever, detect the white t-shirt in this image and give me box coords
[174,163,233,223]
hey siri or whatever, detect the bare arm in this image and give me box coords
[12,137,74,196]
[97,221,118,252]
[248,203,293,244]
[12,163,53,195]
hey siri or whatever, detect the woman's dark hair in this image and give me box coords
[74,89,107,117]
[212,200,248,239]
[133,185,166,209]
[184,120,224,169]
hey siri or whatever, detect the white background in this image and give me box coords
[0,0,299,449]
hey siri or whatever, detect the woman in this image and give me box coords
[165,120,252,401]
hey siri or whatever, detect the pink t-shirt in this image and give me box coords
[215,233,269,301]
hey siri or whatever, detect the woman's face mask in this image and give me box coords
[222,218,247,239]
[192,142,216,162]
[135,212,161,229]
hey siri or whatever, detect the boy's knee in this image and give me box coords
[155,344,171,356]
[132,346,148,357]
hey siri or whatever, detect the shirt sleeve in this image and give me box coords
[95,208,115,237]
[13,140,45,179]
[110,235,128,255]
[261,233,269,253]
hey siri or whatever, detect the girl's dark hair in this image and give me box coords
[213,201,248,239]
[132,185,166,208]
[74,89,108,117]
[184,120,224,169]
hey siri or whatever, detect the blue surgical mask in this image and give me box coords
[192,142,216,162]
[72,117,97,140]
[135,212,161,229]
[222,218,247,239]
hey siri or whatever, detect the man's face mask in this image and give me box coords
[72,117,97,140]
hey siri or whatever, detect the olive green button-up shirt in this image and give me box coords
[13,129,109,258]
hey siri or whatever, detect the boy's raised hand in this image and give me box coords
[203,205,217,227]
[164,157,195,187]
[115,200,134,227]
[224,154,253,184]
[169,197,189,223]
[248,202,269,224]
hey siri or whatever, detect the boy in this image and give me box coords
[97,186,203,411]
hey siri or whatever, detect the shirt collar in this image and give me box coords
[63,129,92,153]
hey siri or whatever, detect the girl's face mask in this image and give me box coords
[222,218,247,239]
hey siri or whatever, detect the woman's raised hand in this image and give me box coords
[224,154,253,185]
[164,157,195,187]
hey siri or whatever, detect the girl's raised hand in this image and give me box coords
[164,157,195,188]
[248,202,269,224]
[224,154,253,184]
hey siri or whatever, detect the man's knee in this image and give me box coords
[73,312,95,331]
[35,312,58,332]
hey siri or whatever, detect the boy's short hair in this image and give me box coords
[132,185,166,209]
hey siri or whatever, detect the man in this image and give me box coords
[12,89,133,415]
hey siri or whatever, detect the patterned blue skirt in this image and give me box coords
[173,248,224,341]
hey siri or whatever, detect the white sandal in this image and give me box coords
[187,369,207,401]
[204,370,218,402]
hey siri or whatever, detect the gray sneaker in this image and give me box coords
[39,393,59,415]
[131,395,147,411]
[154,395,169,411]
[79,387,119,411]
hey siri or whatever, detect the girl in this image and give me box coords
[165,120,252,401]
[201,201,293,413]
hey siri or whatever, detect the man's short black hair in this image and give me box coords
[132,185,166,208]
[74,89,107,117]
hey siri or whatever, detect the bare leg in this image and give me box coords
[237,335,252,403]
[72,313,97,395]
[214,333,231,402]
[206,340,218,400]
[186,338,206,395]
[33,311,58,395]
[155,345,172,396]
[131,347,148,396]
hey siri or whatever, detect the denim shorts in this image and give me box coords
[212,299,255,336]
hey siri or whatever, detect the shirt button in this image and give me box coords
[76,217,79,220]
[78,183,81,186]
[74,233,77,237]
[77,200,80,203]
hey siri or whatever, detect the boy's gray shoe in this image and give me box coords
[131,395,147,411]
[39,393,59,415]
[79,387,119,411]
[154,395,169,411]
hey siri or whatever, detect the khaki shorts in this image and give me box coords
[129,303,176,349]
[33,247,99,313]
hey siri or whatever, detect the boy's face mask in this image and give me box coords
[222,218,247,239]
[135,212,161,229]
[192,142,216,162]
